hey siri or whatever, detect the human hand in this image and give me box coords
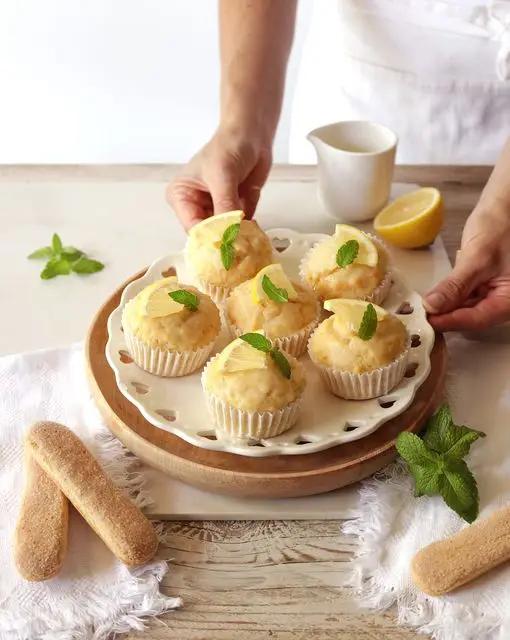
[424,204,510,331]
[167,127,272,231]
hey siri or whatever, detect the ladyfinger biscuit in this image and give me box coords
[412,505,510,596]
[14,449,68,581]
[27,421,158,566]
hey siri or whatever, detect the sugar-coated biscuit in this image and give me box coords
[27,421,158,566]
[412,505,510,596]
[14,448,68,581]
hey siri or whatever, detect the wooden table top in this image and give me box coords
[1,163,490,639]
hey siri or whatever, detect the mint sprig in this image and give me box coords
[240,333,292,379]
[169,289,199,312]
[396,404,485,523]
[357,303,377,340]
[220,223,240,270]
[262,275,288,303]
[336,239,359,268]
[28,233,104,280]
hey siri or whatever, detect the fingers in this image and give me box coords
[423,253,491,315]
[208,165,242,215]
[428,289,510,332]
[166,179,212,231]
[239,154,272,218]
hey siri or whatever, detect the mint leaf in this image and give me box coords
[28,246,53,260]
[357,303,378,341]
[169,289,199,312]
[220,242,235,271]
[396,432,441,467]
[62,246,84,262]
[270,348,291,379]
[440,459,479,523]
[408,463,443,497]
[424,403,485,458]
[336,240,359,268]
[41,257,71,279]
[71,257,104,274]
[262,275,288,303]
[220,223,240,270]
[221,223,240,246]
[52,233,63,255]
[445,430,486,459]
[240,333,272,353]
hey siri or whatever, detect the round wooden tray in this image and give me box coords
[86,271,447,499]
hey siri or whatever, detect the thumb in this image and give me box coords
[209,167,242,215]
[423,256,486,314]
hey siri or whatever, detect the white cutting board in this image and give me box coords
[0,174,451,518]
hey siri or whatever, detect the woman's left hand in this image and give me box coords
[424,203,510,331]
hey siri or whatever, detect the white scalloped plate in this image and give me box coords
[106,228,435,457]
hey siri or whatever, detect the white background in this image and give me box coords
[0,0,312,164]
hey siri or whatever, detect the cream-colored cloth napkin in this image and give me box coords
[345,330,510,640]
[0,344,182,640]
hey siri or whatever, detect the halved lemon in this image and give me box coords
[251,263,298,304]
[141,277,183,318]
[188,210,244,243]
[216,336,268,373]
[324,298,387,332]
[373,188,443,249]
[334,224,378,267]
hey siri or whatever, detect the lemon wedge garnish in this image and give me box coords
[334,224,378,267]
[324,298,387,332]
[373,187,443,249]
[251,263,298,304]
[140,277,184,318]
[216,336,268,373]
[188,210,244,244]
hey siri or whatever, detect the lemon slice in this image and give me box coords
[140,277,183,318]
[334,224,378,267]
[324,298,387,332]
[188,210,244,244]
[216,336,268,373]
[373,187,443,249]
[251,264,298,304]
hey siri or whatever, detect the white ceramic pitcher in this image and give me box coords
[307,120,397,222]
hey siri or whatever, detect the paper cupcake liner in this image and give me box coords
[365,268,392,305]
[201,359,303,439]
[299,233,392,305]
[124,329,217,377]
[308,335,411,400]
[197,279,232,307]
[225,301,321,358]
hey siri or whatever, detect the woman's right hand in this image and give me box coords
[167,127,273,231]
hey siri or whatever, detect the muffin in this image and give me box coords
[225,264,320,357]
[300,224,391,304]
[122,276,220,377]
[186,210,273,305]
[202,334,306,439]
[308,299,409,399]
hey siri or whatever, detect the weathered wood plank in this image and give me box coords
[124,519,420,639]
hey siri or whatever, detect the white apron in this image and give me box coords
[289,0,510,164]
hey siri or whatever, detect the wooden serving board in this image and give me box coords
[86,271,447,499]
